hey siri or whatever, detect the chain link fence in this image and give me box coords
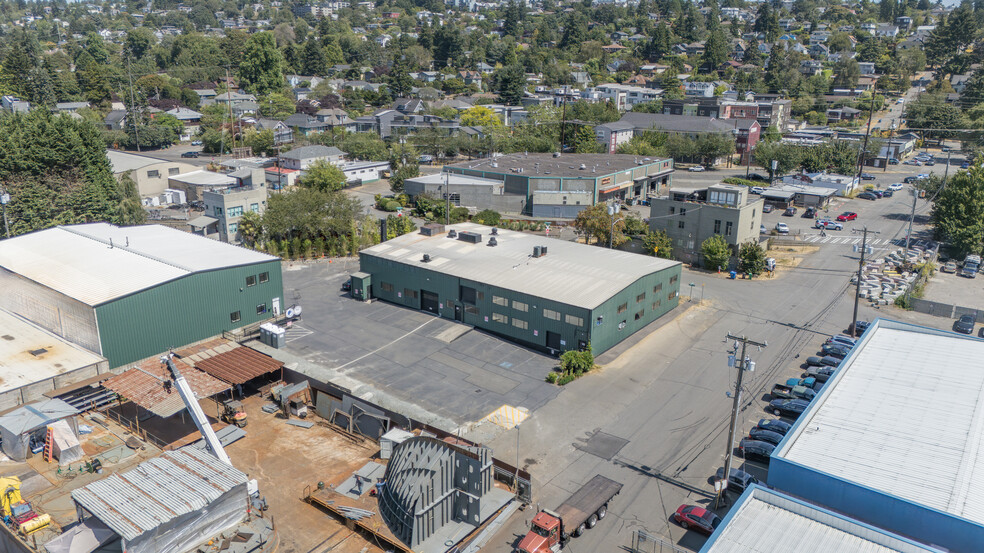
[629,530,690,553]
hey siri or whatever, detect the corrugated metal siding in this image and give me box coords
[96,260,284,368]
[72,448,247,541]
[589,265,681,354]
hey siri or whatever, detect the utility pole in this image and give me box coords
[445,170,450,226]
[0,187,10,239]
[851,227,879,337]
[884,97,903,172]
[854,89,877,189]
[560,86,569,153]
[719,333,766,508]
[226,66,236,155]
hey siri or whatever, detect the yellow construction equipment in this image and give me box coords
[0,476,51,535]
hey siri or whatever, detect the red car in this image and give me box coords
[673,504,721,535]
[836,212,858,221]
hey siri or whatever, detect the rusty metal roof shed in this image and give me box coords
[194,346,283,385]
[102,359,230,418]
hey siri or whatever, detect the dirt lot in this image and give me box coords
[223,394,386,553]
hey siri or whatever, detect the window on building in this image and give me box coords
[669,206,675,214]
[256,303,267,315]
[404,288,419,300]
[169,167,180,176]
[259,272,269,283]
[465,305,479,315]
[228,206,244,217]
[617,302,628,314]
[714,220,721,234]
[654,283,663,293]
[214,206,223,216]
[493,295,508,306]
[230,311,241,323]
[448,193,461,206]
[251,203,260,213]
[246,275,257,287]
[229,223,238,234]
[492,313,508,324]
[512,318,528,330]
[725,221,733,236]
[147,170,160,178]
[669,291,677,299]
[652,299,661,310]
[636,292,646,303]
[513,300,528,312]
[565,314,583,327]
[380,282,394,292]
[680,208,687,216]
[544,308,561,321]
[635,310,644,321]
[460,285,477,305]
[678,220,685,229]
[670,275,678,284]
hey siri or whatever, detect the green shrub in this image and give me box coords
[723,177,762,188]
[545,372,558,384]
[559,347,594,375]
[474,209,501,226]
[382,200,402,212]
[556,373,578,385]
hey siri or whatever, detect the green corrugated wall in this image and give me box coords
[95,260,284,367]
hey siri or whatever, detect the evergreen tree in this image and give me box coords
[702,30,729,69]
[646,22,672,60]
[301,39,328,76]
[754,2,781,42]
[559,13,588,50]
[494,64,526,105]
[879,0,897,22]
[765,43,785,92]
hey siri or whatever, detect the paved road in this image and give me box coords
[475,165,939,553]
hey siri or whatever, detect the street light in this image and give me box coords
[607,201,621,249]
[0,189,9,239]
[689,282,696,301]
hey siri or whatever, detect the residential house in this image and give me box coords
[165,107,203,138]
[684,81,716,97]
[595,83,663,110]
[457,71,483,87]
[1,95,30,114]
[734,119,761,163]
[104,109,127,130]
[254,118,294,144]
[279,145,346,171]
[826,106,862,122]
[283,113,329,136]
[54,102,90,113]
[619,113,738,165]
[315,108,357,131]
[876,24,899,38]
[858,62,876,75]
[393,98,426,114]
[800,60,824,76]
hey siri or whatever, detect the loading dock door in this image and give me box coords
[421,290,439,314]
[546,331,562,352]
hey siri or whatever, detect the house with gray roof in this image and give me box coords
[280,145,346,170]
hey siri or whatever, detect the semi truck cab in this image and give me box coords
[517,511,562,553]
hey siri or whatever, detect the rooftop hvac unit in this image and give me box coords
[419,223,445,236]
[458,231,482,243]
[448,229,457,238]
[540,246,548,256]
[422,254,431,263]
[488,237,497,247]
[533,246,542,258]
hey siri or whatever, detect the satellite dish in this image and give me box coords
[294,305,302,315]
[285,307,295,318]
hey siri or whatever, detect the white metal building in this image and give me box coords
[769,318,984,553]
[72,447,248,553]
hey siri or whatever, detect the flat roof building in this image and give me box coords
[769,319,984,553]
[0,310,110,412]
[444,153,674,215]
[358,223,682,355]
[701,485,945,553]
[0,223,284,368]
[107,150,199,198]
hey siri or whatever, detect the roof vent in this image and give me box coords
[579,164,586,170]
[553,152,561,157]
[448,229,457,238]
[491,227,498,235]
[422,254,431,263]
[488,237,497,247]
[29,348,48,357]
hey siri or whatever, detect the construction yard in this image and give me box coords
[222,394,388,553]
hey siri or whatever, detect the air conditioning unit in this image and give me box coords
[458,231,482,243]
[533,246,542,257]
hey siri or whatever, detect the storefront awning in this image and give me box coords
[599,184,622,194]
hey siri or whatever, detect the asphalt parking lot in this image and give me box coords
[279,260,561,424]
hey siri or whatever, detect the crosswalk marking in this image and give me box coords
[796,235,895,246]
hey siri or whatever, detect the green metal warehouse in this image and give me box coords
[0,223,284,368]
[357,223,681,355]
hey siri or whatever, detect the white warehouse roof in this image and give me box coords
[361,222,680,309]
[0,310,105,394]
[0,223,278,306]
[702,486,944,553]
[774,319,984,527]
